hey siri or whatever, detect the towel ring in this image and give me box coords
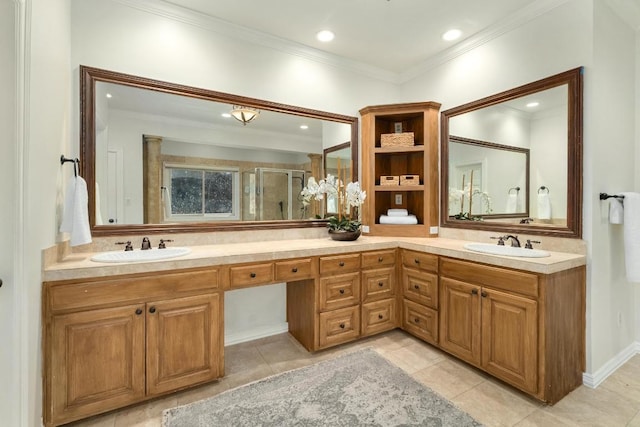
[538,186,549,194]
[508,187,520,195]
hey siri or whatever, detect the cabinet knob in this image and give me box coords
[414,317,420,323]
[149,306,156,314]
[250,272,256,278]
[481,291,488,298]
[292,267,298,273]
[378,257,383,262]
[414,259,420,264]
[339,289,345,294]
[135,308,143,315]
[339,323,346,329]
[339,261,345,267]
[414,284,420,290]
[378,281,384,287]
[378,314,384,320]
[471,289,478,295]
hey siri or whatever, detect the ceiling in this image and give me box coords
[162,0,551,75]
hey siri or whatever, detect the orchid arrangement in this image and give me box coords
[301,174,366,232]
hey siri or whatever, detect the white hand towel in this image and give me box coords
[60,176,92,246]
[387,208,408,217]
[621,192,640,282]
[505,194,517,213]
[379,214,418,225]
[609,198,624,225]
[94,182,104,226]
[537,193,551,220]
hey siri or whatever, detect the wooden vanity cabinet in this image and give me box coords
[43,268,223,427]
[400,249,439,344]
[438,257,585,403]
[361,249,398,336]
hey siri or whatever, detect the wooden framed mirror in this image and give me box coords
[440,67,583,238]
[80,66,358,236]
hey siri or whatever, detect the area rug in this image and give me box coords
[162,348,482,426]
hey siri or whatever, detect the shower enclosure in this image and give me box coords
[242,168,308,221]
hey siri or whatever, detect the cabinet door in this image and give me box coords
[318,305,360,349]
[362,267,395,302]
[402,267,438,308]
[402,299,438,345]
[50,305,145,425]
[482,288,538,394]
[319,272,360,312]
[439,277,481,366]
[362,298,396,337]
[146,293,222,396]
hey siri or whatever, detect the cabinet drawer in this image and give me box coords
[362,267,395,302]
[440,257,538,298]
[318,305,360,349]
[361,249,396,269]
[402,250,438,273]
[319,272,360,312]
[403,299,438,345]
[229,262,275,289]
[275,258,315,282]
[47,268,219,312]
[362,298,396,337]
[319,253,361,274]
[402,267,438,309]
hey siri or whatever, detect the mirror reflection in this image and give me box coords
[83,66,357,235]
[323,142,352,215]
[441,67,583,238]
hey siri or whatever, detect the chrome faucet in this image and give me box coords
[519,217,534,224]
[503,235,521,247]
[141,237,152,250]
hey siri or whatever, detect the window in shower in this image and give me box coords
[163,164,240,221]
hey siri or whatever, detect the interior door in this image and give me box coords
[0,2,19,425]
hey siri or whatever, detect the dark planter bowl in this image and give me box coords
[328,229,361,241]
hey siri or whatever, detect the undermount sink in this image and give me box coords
[91,247,192,263]
[463,242,550,258]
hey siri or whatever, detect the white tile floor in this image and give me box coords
[69,330,640,427]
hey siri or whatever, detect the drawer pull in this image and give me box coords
[339,261,345,267]
[471,289,478,295]
[250,272,257,278]
[292,267,298,273]
[378,257,383,262]
[378,314,384,320]
[414,259,420,264]
[414,285,420,290]
[339,323,346,329]
[135,308,143,315]
[149,306,156,314]
[378,281,384,287]
[481,291,488,298]
[414,317,420,323]
[339,289,345,294]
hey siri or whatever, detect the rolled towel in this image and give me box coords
[621,192,640,282]
[505,194,517,214]
[379,214,418,225]
[537,193,551,220]
[387,208,408,217]
[609,198,624,224]
[60,176,92,247]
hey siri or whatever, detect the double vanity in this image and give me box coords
[42,236,585,426]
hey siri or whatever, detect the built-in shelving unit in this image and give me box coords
[359,102,441,237]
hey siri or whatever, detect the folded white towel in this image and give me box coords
[505,194,517,214]
[621,192,640,282]
[379,214,418,225]
[387,209,408,217]
[60,176,92,246]
[537,193,551,220]
[609,198,624,225]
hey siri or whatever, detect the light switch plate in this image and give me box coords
[430,226,439,234]
[394,122,402,133]
[395,194,402,205]
[362,225,370,233]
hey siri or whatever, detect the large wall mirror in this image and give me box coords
[441,67,583,238]
[80,66,358,236]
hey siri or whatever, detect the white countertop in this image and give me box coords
[43,237,586,282]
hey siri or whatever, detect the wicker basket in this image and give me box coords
[400,175,420,186]
[380,175,399,186]
[380,132,414,147]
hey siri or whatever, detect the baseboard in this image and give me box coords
[224,322,289,346]
[582,341,640,388]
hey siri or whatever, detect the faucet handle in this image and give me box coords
[115,241,133,251]
[141,237,151,250]
[525,239,541,249]
[490,236,505,246]
[158,239,174,249]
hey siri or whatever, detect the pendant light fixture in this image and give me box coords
[230,105,259,125]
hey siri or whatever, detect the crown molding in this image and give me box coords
[399,0,571,83]
[112,0,572,86]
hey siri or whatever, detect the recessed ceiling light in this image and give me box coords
[442,29,462,41]
[221,113,231,118]
[526,102,540,108]
[300,125,309,130]
[106,93,112,98]
[316,30,335,42]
